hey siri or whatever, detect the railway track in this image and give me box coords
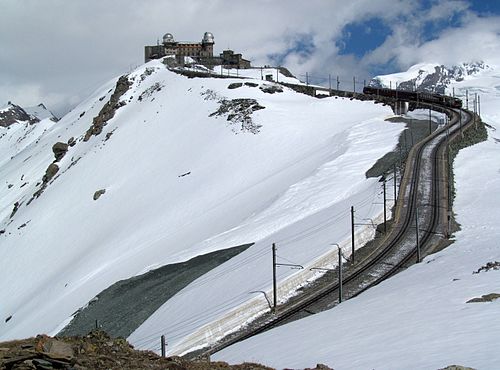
[188,104,474,359]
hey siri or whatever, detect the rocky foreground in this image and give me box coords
[0,330,332,370]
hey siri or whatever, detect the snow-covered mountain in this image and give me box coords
[0,102,58,169]
[0,102,57,127]
[0,60,405,352]
[217,63,500,369]
[369,61,489,94]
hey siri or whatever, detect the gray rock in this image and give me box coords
[43,164,59,183]
[228,82,243,89]
[52,142,69,162]
[260,84,283,94]
[93,189,106,201]
[466,293,500,303]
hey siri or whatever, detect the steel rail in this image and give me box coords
[194,104,473,359]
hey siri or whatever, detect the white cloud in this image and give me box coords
[0,0,498,115]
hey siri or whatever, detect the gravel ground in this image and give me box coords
[59,244,253,339]
[366,116,438,178]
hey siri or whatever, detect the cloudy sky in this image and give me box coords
[1,0,500,117]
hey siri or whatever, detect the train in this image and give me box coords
[363,86,463,109]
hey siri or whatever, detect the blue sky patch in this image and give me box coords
[469,0,500,16]
[337,18,392,58]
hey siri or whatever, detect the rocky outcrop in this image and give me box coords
[93,189,106,201]
[260,84,283,94]
[0,103,39,127]
[210,98,265,134]
[43,163,59,183]
[466,293,500,303]
[473,261,500,274]
[84,75,132,141]
[52,142,69,162]
[228,82,243,89]
[0,330,274,370]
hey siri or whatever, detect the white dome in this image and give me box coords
[202,32,214,44]
[162,33,175,44]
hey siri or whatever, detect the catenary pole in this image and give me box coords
[393,165,397,206]
[161,335,166,357]
[338,247,343,303]
[351,206,355,263]
[272,243,277,313]
[415,207,421,263]
[383,177,387,233]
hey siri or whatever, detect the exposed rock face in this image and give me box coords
[9,201,20,219]
[466,293,500,303]
[43,163,59,183]
[227,82,243,89]
[93,189,106,201]
[0,330,274,370]
[52,142,69,162]
[210,98,265,134]
[84,75,132,141]
[138,82,163,102]
[0,103,39,127]
[473,261,500,274]
[260,84,283,94]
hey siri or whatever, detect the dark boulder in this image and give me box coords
[52,142,69,162]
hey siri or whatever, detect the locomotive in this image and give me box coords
[363,86,462,109]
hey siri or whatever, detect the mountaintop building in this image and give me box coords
[144,32,251,69]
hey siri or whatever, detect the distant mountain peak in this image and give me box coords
[0,102,58,127]
[0,102,38,127]
[369,61,489,94]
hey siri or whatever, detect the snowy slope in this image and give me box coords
[0,60,404,354]
[216,64,500,369]
[24,103,58,122]
[0,102,57,170]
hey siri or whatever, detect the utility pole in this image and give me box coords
[393,165,397,206]
[329,74,332,94]
[415,207,421,263]
[478,95,481,118]
[160,335,166,357]
[338,247,343,303]
[353,76,356,93]
[363,79,366,88]
[336,76,340,91]
[272,243,277,313]
[429,108,432,135]
[351,206,355,263]
[260,66,263,80]
[459,109,463,137]
[473,94,477,128]
[447,135,452,239]
[306,72,309,86]
[383,177,387,233]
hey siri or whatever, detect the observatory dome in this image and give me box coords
[202,32,214,44]
[163,33,175,44]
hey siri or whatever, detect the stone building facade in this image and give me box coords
[144,32,250,69]
[144,32,214,62]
